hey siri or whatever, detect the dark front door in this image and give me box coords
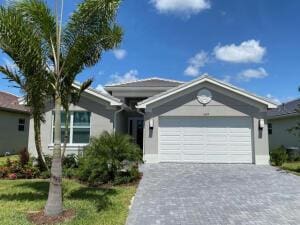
[129,118,144,149]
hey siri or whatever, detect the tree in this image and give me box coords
[0,7,49,170]
[0,0,122,216]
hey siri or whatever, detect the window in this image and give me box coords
[268,123,272,135]
[52,111,91,144]
[18,119,25,131]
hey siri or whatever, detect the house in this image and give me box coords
[28,75,277,165]
[268,98,300,150]
[0,91,30,155]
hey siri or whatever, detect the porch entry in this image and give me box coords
[128,117,144,149]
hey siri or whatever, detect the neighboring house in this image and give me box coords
[268,98,300,150]
[28,75,277,165]
[0,91,30,155]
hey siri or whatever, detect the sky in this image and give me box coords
[0,0,299,104]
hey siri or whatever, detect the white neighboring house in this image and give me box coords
[0,91,30,155]
[28,75,278,165]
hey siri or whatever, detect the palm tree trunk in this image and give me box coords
[33,116,48,171]
[45,96,63,216]
[62,110,69,160]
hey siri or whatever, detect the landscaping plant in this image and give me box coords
[270,146,288,166]
[78,132,143,186]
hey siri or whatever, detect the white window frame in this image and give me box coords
[51,111,91,145]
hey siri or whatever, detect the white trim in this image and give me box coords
[69,113,74,143]
[72,83,122,106]
[137,75,278,109]
[143,154,159,163]
[255,155,270,165]
[104,77,184,87]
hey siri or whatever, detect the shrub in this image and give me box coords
[44,155,52,168]
[39,170,50,179]
[63,168,78,179]
[77,132,143,185]
[19,148,29,166]
[0,160,40,179]
[6,158,12,167]
[63,154,78,169]
[270,146,288,166]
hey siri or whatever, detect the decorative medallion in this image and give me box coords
[197,89,212,105]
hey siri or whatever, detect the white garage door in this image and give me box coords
[159,117,253,163]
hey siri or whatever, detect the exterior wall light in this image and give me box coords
[259,119,265,129]
[149,119,154,129]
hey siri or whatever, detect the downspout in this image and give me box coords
[113,106,124,133]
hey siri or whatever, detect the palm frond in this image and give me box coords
[11,0,56,56]
[0,65,25,88]
[61,0,122,80]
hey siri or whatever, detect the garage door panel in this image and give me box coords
[159,117,253,163]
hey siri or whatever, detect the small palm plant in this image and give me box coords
[78,132,143,185]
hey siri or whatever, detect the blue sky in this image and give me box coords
[0,0,299,103]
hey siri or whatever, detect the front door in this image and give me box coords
[128,118,144,149]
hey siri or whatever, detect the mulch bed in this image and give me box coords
[27,209,75,225]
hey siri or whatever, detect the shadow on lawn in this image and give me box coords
[0,180,117,211]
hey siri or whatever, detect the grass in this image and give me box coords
[0,155,18,166]
[281,161,300,175]
[0,179,136,225]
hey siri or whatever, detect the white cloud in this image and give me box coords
[214,40,266,63]
[222,75,232,83]
[95,84,108,94]
[113,49,127,60]
[238,67,268,81]
[110,69,139,84]
[151,0,210,17]
[184,51,209,77]
[266,94,281,105]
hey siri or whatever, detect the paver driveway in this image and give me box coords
[126,164,300,225]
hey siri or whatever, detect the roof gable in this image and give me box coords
[72,83,122,106]
[104,77,183,88]
[137,75,278,109]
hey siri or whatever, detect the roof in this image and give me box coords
[72,83,123,106]
[136,74,278,109]
[268,98,300,118]
[104,77,184,88]
[0,91,30,113]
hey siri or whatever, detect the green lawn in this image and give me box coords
[0,155,19,166]
[281,161,300,175]
[0,179,136,225]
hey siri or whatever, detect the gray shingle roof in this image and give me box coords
[0,91,29,113]
[137,75,278,109]
[105,78,183,88]
[268,98,300,118]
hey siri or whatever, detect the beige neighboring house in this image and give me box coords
[28,75,277,165]
[0,91,30,155]
[268,98,300,150]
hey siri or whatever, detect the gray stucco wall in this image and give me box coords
[0,110,29,155]
[28,94,115,156]
[269,116,300,150]
[143,82,269,164]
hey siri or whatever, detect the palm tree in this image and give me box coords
[0,0,122,216]
[0,65,49,171]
